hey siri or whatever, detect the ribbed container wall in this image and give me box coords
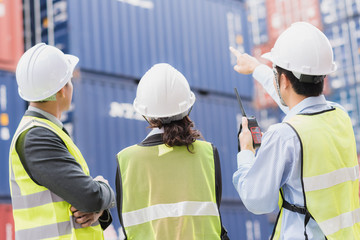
[247,0,269,46]
[0,0,24,72]
[319,1,360,151]
[23,0,68,52]
[265,0,323,43]
[0,71,27,198]
[67,0,253,97]
[69,70,273,239]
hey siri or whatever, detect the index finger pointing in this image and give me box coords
[229,46,242,59]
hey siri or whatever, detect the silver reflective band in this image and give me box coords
[11,189,64,210]
[318,208,360,236]
[303,166,359,192]
[15,218,100,239]
[122,201,219,228]
[16,221,72,239]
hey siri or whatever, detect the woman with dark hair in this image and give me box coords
[115,63,229,240]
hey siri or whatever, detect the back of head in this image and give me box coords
[133,63,196,120]
[134,63,200,151]
[262,22,337,84]
[16,43,79,102]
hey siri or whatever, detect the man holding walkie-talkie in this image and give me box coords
[231,22,360,240]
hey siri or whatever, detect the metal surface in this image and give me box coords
[266,0,322,43]
[23,0,68,52]
[67,0,253,97]
[0,0,24,72]
[246,0,269,46]
[0,204,15,240]
[0,71,27,197]
[319,0,360,26]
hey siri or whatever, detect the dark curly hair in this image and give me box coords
[149,116,202,153]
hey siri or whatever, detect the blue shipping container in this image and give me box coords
[324,21,353,71]
[347,17,360,81]
[23,0,68,52]
[246,0,269,46]
[0,70,26,198]
[70,70,271,237]
[67,0,253,97]
[344,0,360,18]
[320,0,348,26]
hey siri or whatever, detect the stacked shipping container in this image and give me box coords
[0,0,25,239]
[319,0,360,150]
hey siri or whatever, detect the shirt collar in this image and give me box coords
[145,127,164,138]
[283,95,328,122]
[28,106,64,128]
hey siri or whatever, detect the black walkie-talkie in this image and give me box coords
[234,88,262,151]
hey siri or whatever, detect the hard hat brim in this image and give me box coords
[261,52,273,62]
[66,54,79,74]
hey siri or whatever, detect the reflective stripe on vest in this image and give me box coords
[281,108,360,239]
[123,201,219,228]
[117,140,222,239]
[9,116,103,240]
[304,165,359,192]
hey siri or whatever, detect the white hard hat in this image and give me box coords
[262,22,337,78]
[133,63,196,118]
[16,43,79,101]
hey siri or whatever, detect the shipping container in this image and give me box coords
[0,204,15,240]
[63,0,253,97]
[345,0,360,18]
[23,0,68,52]
[266,0,322,43]
[320,0,347,26]
[0,71,27,198]
[347,17,360,79]
[321,0,360,24]
[324,21,353,70]
[69,70,272,237]
[246,0,269,46]
[0,0,24,72]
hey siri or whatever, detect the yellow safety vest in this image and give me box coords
[9,116,104,240]
[271,108,360,239]
[117,140,222,240]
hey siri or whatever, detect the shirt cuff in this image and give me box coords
[237,150,255,168]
